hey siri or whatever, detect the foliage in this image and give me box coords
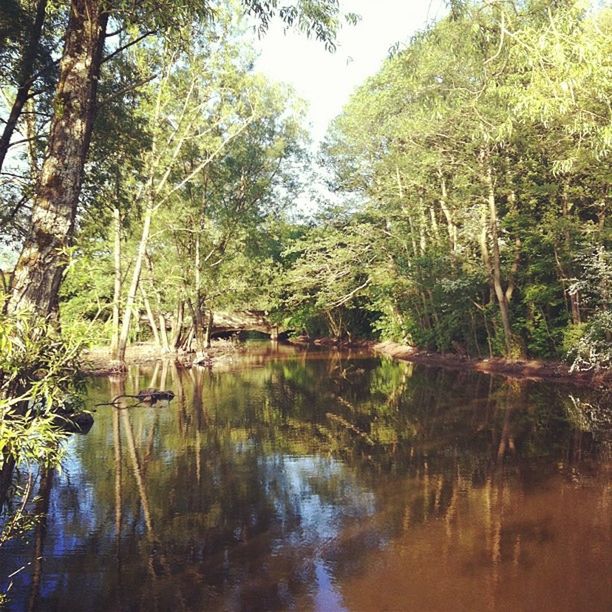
[311,0,611,360]
[280,222,377,337]
[569,311,612,372]
[566,245,612,370]
[60,6,311,352]
[0,304,86,470]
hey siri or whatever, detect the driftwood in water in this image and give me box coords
[136,388,175,403]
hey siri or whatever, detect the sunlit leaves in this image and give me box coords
[319,0,610,360]
[0,306,86,470]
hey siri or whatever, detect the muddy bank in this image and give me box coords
[373,341,612,389]
[81,340,242,375]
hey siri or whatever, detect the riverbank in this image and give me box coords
[81,338,611,389]
[81,340,243,375]
[373,341,612,389]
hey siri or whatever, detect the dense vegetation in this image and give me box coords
[2,0,609,373]
[306,0,611,366]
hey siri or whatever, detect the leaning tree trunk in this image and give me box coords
[115,203,153,363]
[140,285,161,348]
[8,0,108,317]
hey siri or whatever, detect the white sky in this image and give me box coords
[254,0,447,144]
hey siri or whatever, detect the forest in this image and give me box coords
[3,1,609,369]
[0,0,610,532]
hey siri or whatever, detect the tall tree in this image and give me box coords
[318,0,610,361]
[8,0,108,317]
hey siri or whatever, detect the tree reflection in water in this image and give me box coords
[1,348,610,611]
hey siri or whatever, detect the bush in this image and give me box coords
[568,311,612,372]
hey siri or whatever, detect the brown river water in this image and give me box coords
[1,344,610,611]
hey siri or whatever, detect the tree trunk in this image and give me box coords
[115,204,152,362]
[204,310,213,349]
[170,300,184,351]
[429,206,440,244]
[484,162,514,356]
[140,285,161,347]
[438,172,457,254]
[326,310,343,338]
[8,0,108,317]
[190,233,210,352]
[561,183,581,324]
[193,304,206,351]
[25,97,41,174]
[181,325,195,352]
[187,295,204,351]
[110,207,122,356]
[418,200,428,254]
[159,313,170,352]
[0,0,48,173]
[406,215,419,259]
[395,167,422,258]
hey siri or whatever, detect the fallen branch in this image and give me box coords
[95,389,175,408]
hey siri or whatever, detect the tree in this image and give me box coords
[282,221,377,338]
[7,0,109,317]
[6,0,355,319]
[58,9,309,363]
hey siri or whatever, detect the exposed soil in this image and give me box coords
[81,340,243,376]
[373,341,612,389]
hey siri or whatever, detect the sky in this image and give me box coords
[254,0,447,144]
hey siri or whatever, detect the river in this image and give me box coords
[1,344,610,611]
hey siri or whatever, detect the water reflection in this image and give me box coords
[1,348,610,611]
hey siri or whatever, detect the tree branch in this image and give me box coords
[102,31,156,64]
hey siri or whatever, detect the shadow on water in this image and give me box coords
[1,346,610,611]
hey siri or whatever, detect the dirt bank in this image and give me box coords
[373,341,612,389]
[81,340,242,375]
